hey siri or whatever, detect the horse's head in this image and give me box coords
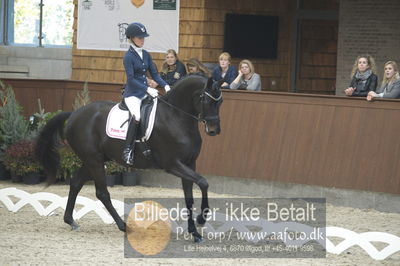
[197,78,223,136]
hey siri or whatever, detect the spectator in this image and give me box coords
[160,49,186,87]
[186,58,211,78]
[212,52,237,89]
[344,55,378,97]
[230,59,261,91]
[367,61,400,100]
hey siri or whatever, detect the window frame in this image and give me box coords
[1,0,73,48]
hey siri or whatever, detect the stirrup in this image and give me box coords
[142,149,152,159]
[123,148,134,165]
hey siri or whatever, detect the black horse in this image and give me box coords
[35,76,223,242]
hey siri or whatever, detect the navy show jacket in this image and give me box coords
[123,46,167,98]
[212,65,238,86]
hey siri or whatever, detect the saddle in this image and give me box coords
[106,96,157,142]
[118,96,154,140]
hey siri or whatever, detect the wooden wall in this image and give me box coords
[71,0,340,93]
[71,0,295,92]
[296,19,338,94]
[2,79,123,116]
[198,90,400,195]
[4,78,400,195]
[193,0,294,92]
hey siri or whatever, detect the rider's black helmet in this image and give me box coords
[125,22,149,38]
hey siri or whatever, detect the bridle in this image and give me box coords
[156,86,222,123]
[199,90,222,123]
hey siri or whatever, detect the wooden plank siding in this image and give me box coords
[71,0,295,92]
[3,78,400,195]
[297,20,338,94]
[2,79,123,115]
[201,0,294,92]
[198,90,400,195]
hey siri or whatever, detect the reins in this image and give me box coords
[155,83,222,122]
[157,96,201,121]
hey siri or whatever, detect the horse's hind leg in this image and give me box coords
[64,166,90,230]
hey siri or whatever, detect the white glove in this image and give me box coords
[147,87,158,97]
[164,85,171,93]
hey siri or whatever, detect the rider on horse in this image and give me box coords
[122,22,170,165]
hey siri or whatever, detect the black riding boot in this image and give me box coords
[122,119,139,165]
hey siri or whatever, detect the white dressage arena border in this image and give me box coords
[1,187,399,260]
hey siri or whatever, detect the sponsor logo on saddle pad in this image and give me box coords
[106,101,157,141]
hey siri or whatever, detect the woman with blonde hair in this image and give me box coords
[186,58,211,78]
[160,49,186,87]
[344,55,378,97]
[230,59,261,91]
[367,61,400,100]
[121,23,171,164]
[212,52,237,89]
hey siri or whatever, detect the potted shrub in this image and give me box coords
[28,99,62,137]
[0,81,29,180]
[122,168,140,186]
[0,159,10,180]
[59,146,82,184]
[104,161,126,187]
[3,139,43,184]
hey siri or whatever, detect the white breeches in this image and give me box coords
[124,95,144,122]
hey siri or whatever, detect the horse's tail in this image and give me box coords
[35,112,72,186]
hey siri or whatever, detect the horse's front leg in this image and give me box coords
[169,161,210,242]
[181,179,202,242]
[187,161,209,226]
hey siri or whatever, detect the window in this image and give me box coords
[1,0,74,47]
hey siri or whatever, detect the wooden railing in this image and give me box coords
[3,78,400,194]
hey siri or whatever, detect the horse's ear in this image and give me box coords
[216,78,225,89]
[206,77,214,90]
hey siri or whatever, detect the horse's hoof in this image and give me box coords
[118,222,126,232]
[192,232,203,243]
[193,235,203,243]
[196,214,206,226]
[70,221,80,231]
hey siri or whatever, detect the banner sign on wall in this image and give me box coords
[77,0,180,52]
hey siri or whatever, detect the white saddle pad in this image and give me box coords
[105,99,157,141]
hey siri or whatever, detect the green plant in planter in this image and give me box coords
[3,139,42,177]
[104,161,126,175]
[0,80,29,161]
[28,99,62,137]
[59,146,82,180]
[73,81,91,110]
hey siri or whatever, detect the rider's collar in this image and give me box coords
[130,44,143,59]
[131,44,143,52]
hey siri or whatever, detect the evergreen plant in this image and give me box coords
[73,81,91,110]
[0,80,29,159]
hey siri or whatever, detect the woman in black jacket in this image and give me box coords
[160,49,186,87]
[345,55,378,97]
